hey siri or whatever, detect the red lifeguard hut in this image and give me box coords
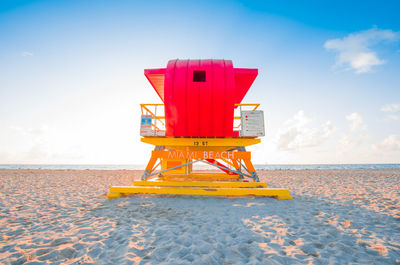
[107,59,292,199]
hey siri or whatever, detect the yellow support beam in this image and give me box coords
[108,186,292,200]
[153,150,251,160]
[141,137,261,147]
[159,173,241,181]
[134,180,267,188]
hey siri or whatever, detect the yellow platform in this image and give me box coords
[141,137,261,151]
[107,182,292,200]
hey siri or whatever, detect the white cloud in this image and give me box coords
[346,112,366,132]
[372,135,400,152]
[381,103,400,120]
[381,103,400,113]
[387,115,399,121]
[324,27,398,73]
[20,51,34,57]
[381,104,400,120]
[340,113,370,151]
[4,124,83,164]
[10,125,47,136]
[277,110,335,151]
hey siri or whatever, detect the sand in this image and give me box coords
[0,169,399,264]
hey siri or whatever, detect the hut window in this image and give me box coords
[193,71,206,82]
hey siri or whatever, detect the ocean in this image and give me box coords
[0,164,399,170]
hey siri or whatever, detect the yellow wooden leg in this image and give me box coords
[142,155,159,180]
[242,158,259,181]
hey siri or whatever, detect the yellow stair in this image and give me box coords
[134,180,267,188]
[107,181,292,200]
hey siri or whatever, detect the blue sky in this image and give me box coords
[0,0,399,164]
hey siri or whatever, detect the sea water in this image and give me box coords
[0,164,399,170]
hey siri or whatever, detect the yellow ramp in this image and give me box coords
[107,186,292,200]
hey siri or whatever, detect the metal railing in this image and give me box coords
[233,103,260,129]
[140,103,260,134]
[140,104,166,132]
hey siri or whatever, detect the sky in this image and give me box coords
[0,0,399,165]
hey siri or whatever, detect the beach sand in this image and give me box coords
[0,169,399,264]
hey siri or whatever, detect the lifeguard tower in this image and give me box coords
[107,59,292,200]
